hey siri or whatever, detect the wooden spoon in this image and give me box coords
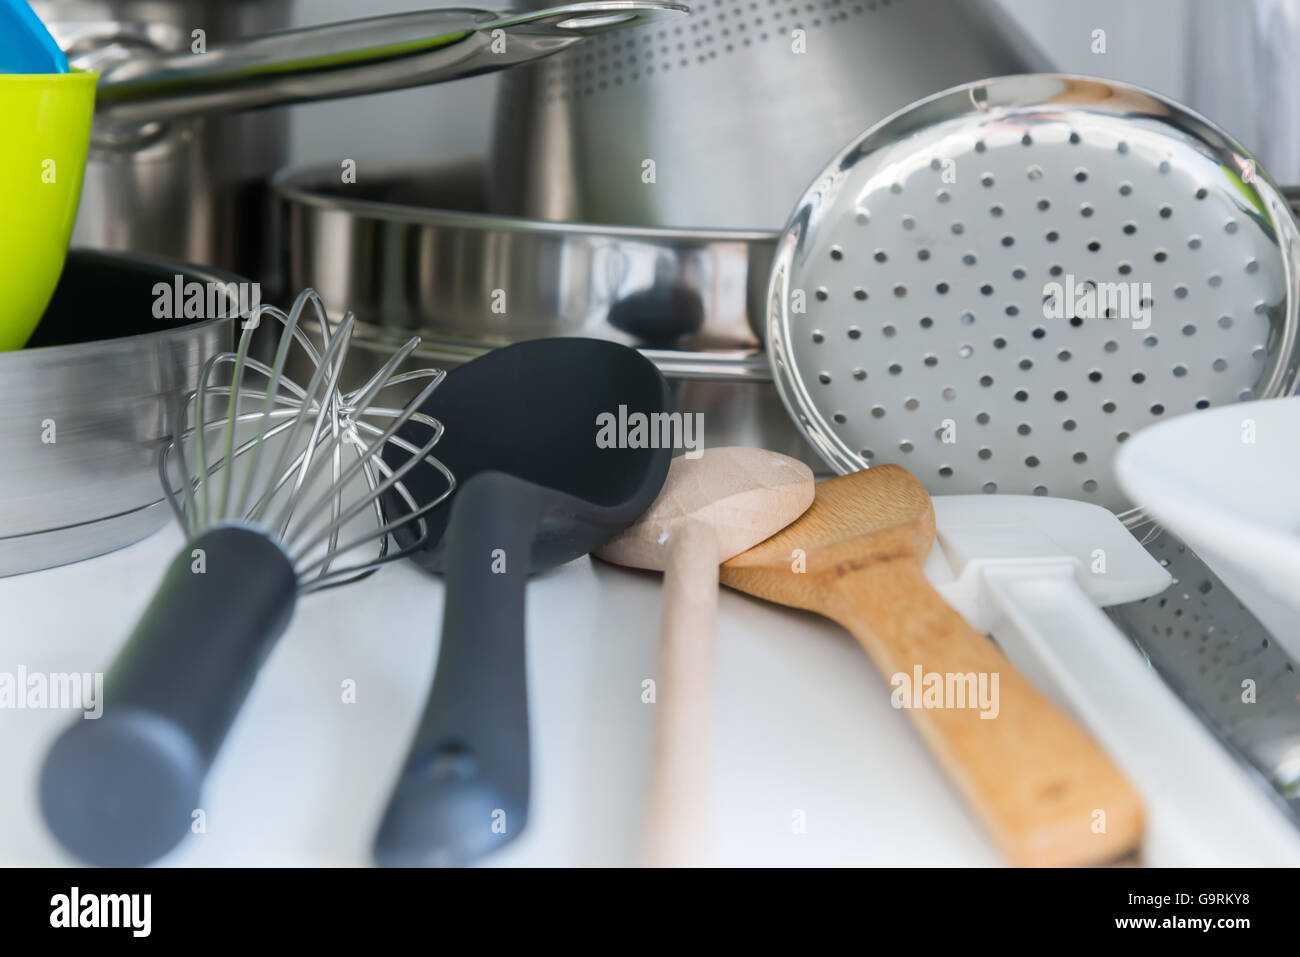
[719,465,1144,866]
[597,447,815,866]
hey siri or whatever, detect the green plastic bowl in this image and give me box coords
[0,71,95,352]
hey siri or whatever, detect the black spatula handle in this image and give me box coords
[374,471,539,866]
[39,525,298,867]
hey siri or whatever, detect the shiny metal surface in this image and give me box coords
[768,74,1300,521]
[1111,182,1300,820]
[491,0,1053,230]
[1108,531,1300,819]
[296,322,820,469]
[765,72,1300,821]
[89,2,689,127]
[275,160,776,367]
[34,0,291,290]
[0,250,236,577]
[273,160,817,464]
[160,289,453,592]
[31,0,682,291]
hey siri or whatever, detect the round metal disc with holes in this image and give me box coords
[768,74,1300,521]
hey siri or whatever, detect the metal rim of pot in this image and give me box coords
[273,162,779,382]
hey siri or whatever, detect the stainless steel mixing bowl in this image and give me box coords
[0,250,238,576]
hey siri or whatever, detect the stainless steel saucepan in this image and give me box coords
[31,1,686,289]
[274,160,815,462]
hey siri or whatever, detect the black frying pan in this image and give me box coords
[375,337,673,866]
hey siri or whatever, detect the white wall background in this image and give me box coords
[999,0,1190,98]
[288,0,504,168]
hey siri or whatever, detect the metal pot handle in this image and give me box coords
[88,2,687,128]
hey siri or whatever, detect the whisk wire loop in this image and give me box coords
[157,289,450,589]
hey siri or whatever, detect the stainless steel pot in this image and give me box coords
[30,1,685,291]
[274,160,818,463]
[0,250,239,577]
[490,0,1053,229]
[277,159,774,354]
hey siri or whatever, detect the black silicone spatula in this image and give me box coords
[374,337,673,866]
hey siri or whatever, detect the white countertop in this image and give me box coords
[2,520,1297,867]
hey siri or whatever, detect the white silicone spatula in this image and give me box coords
[930,494,1300,866]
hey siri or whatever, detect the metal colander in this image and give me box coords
[541,0,901,98]
[490,0,1052,228]
[768,74,1300,522]
[1108,533,1300,813]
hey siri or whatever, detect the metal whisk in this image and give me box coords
[161,288,453,589]
[40,289,453,868]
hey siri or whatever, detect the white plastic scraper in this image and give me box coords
[928,494,1300,866]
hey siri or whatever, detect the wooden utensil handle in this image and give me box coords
[828,560,1143,867]
[643,523,719,867]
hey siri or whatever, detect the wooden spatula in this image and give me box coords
[719,465,1144,866]
[597,447,815,865]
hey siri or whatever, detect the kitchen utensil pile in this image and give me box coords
[32,0,687,285]
[6,0,1300,868]
[598,447,815,865]
[372,337,675,866]
[761,72,1300,834]
[929,496,1300,864]
[39,290,453,866]
[721,466,1145,865]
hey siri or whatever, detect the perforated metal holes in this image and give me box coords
[539,0,904,100]
[768,76,1297,517]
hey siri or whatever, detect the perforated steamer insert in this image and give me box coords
[769,74,1300,520]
